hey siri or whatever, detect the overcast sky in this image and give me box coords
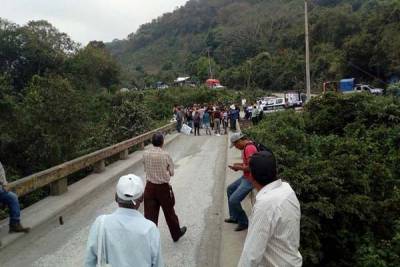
[0,0,189,45]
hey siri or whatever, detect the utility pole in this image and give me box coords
[305,0,311,102]
[207,48,213,79]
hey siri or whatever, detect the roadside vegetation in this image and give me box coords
[245,93,400,267]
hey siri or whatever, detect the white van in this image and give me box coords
[263,97,286,112]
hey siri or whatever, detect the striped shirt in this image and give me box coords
[143,147,174,184]
[238,179,302,267]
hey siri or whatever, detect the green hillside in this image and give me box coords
[107,0,400,90]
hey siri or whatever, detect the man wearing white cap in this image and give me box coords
[85,174,163,267]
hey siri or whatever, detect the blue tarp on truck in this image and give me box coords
[340,78,355,92]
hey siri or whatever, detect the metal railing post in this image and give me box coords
[93,160,105,173]
[50,178,68,195]
[119,149,129,160]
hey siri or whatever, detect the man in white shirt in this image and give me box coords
[238,151,302,267]
[85,174,163,267]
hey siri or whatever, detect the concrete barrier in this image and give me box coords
[8,123,176,197]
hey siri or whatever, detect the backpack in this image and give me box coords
[246,141,272,153]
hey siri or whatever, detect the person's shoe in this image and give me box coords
[234,224,248,231]
[224,218,238,224]
[174,226,187,242]
[9,223,30,233]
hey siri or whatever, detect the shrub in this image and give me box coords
[245,93,400,266]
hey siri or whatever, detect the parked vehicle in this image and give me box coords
[323,78,384,95]
[206,79,224,88]
[284,91,303,108]
[262,97,286,112]
[354,84,384,95]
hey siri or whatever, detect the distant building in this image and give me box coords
[174,77,191,87]
[119,88,130,93]
[156,81,169,89]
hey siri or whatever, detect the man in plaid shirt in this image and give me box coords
[143,133,187,242]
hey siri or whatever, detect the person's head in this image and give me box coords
[115,174,145,209]
[230,133,249,150]
[152,132,164,147]
[249,151,277,188]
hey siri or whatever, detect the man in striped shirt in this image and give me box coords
[238,151,302,267]
[143,132,187,242]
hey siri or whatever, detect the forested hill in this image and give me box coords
[107,0,400,90]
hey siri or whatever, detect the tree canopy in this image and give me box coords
[107,0,400,90]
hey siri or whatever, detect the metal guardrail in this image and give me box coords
[9,122,176,197]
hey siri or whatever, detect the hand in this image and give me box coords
[1,184,9,192]
[228,165,239,171]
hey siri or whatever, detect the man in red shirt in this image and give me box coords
[225,133,258,231]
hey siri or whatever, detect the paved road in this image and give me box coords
[0,134,227,267]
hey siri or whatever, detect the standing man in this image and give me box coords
[85,174,163,267]
[214,108,221,136]
[0,161,30,233]
[143,133,187,242]
[238,151,302,267]
[176,107,183,133]
[251,105,260,126]
[203,108,212,135]
[193,110,201,136]
[229,105,239,131]
[225,133,257,231]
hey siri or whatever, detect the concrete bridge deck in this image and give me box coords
[0,132,251,267]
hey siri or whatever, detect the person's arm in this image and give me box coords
[0,162,8,191]
[243,145,257,171]
[167,154,174,177]
[229,163,248,172]
[232,164,250,172]
[151,227,164,267]
[0,162,8,186]
[84,218,100,267]
[238,207,275,267]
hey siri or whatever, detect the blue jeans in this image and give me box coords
[227,176,253,226]
[0,190,21,224]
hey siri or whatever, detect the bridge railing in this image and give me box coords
[8,123,176,197]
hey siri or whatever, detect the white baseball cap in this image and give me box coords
[116,174,144,205]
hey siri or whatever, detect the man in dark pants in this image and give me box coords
[225,133,257,231]
[229,105,240,131]
[143,133,187,242]
[176,107,183,133]
[0,161,30,233]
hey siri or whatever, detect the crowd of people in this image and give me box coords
[244,103,264,126]
[173,104,241,135]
